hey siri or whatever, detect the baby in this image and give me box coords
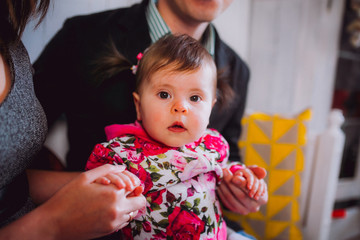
[87,34,266,239]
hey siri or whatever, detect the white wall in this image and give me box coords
[245,0,344,134]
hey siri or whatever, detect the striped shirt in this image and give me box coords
[145,0,215,56]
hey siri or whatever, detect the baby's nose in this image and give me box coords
[172,101,188,113]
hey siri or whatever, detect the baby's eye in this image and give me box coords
[158,91,170,99]
[190,95,201,102]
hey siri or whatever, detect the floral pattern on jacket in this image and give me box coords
[86,122,230,239]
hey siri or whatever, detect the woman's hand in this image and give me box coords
[94,166,141,192]
[0,164,146,240]
[45,164,146,239]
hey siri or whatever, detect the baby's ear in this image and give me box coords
[133,92,142,121]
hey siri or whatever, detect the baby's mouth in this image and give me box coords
[168,122,186,132]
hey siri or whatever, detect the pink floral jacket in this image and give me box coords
[86,122,230,240]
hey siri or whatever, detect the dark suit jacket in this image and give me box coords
[33,0,250,171]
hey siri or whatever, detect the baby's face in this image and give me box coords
[133,64,216,147]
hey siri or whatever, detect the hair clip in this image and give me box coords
[131,52,143,75]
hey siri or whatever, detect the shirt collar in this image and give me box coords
[145,0,215,56]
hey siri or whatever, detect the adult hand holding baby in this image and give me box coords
[217,165,268,215]
[31,164,146,240]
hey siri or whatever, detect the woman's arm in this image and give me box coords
[26,169,79,204]
[0,198,62,240]
[0,164,146,240]
[0,53,12,104]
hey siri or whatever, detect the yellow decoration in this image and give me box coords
[266,221,290,239]
[246,145,269,167]
[271,145,296,168]
[268,170,294,194]
[228,109,311,240]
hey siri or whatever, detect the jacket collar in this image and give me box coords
[114,0,151,64]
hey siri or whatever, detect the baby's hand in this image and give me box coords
[94,165,142,194]
[228,165,267,201]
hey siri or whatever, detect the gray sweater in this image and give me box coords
[0,41,47,226]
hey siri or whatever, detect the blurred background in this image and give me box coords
[22,0,360,239]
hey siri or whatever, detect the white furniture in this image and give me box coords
[302,110,346,240]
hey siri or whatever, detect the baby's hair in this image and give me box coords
[92,34,234,108]
[135,34,216,94]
